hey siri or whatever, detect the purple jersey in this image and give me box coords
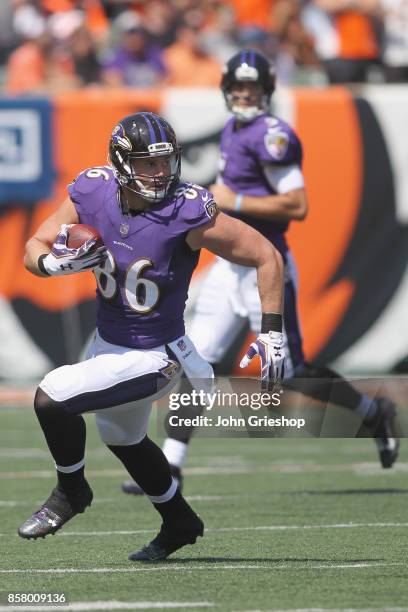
[219,113,302,254]
[68,167,216,349]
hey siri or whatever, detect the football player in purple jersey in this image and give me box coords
[18,111,285,561]
[123,50,399,497]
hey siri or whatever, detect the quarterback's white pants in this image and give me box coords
[189,253,304,378]
[39,331,213,446]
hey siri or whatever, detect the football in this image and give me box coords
[66,224,103,249]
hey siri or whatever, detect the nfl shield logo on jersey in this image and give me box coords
[119,223,129,236]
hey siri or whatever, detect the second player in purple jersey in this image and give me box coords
[135,50,399,500]
[69,168,215,348]
[219,114,302,254]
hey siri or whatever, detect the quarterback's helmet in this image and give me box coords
[109,112,181,203]
[221,49,276,122]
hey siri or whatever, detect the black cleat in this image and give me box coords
[122,465,183,496]
[129,513,204,562]
[18,481,93,540]
[368,397,400,468]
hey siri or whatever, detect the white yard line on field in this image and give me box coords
[0,495,228,509]
[212,522,408,532]
[1,462,408,479]
[0,449,48,458]
[44,522,408,537]
[1,521,408,538]
[0,562,404,575]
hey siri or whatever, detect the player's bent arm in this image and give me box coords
[211,183,307,222]
[237,188,308,222]
[24,197,79,277]
[186,212,283,314]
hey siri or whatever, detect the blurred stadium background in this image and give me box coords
[1,0,408,386]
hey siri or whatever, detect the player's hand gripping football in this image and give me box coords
[41,224,107,276]
[240,331,285,390]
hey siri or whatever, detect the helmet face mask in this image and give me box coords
[124,149,180,203]
[226,82,269,123]
[109,113,181,203]
[221,49,275,123]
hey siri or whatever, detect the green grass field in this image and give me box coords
[1,403,408,612]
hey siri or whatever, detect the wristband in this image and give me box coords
[234,193,243,212]
[261,312,282,333]
[37,254,51,276]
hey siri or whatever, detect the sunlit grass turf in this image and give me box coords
[0,405,408,611]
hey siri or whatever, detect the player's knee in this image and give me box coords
[34,387,64,420]
[34,387,57,413]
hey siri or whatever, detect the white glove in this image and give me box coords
[40,224,107,276]
[240,331,285,390]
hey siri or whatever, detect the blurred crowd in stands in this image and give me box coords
[1,0,407,95]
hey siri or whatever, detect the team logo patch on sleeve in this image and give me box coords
[264,131,289,160]
[205,199,219,220]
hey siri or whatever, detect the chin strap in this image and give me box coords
[114,166,172,205]
[229,94,270,123]
[119,185,166,211]
[231,106,263,123]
